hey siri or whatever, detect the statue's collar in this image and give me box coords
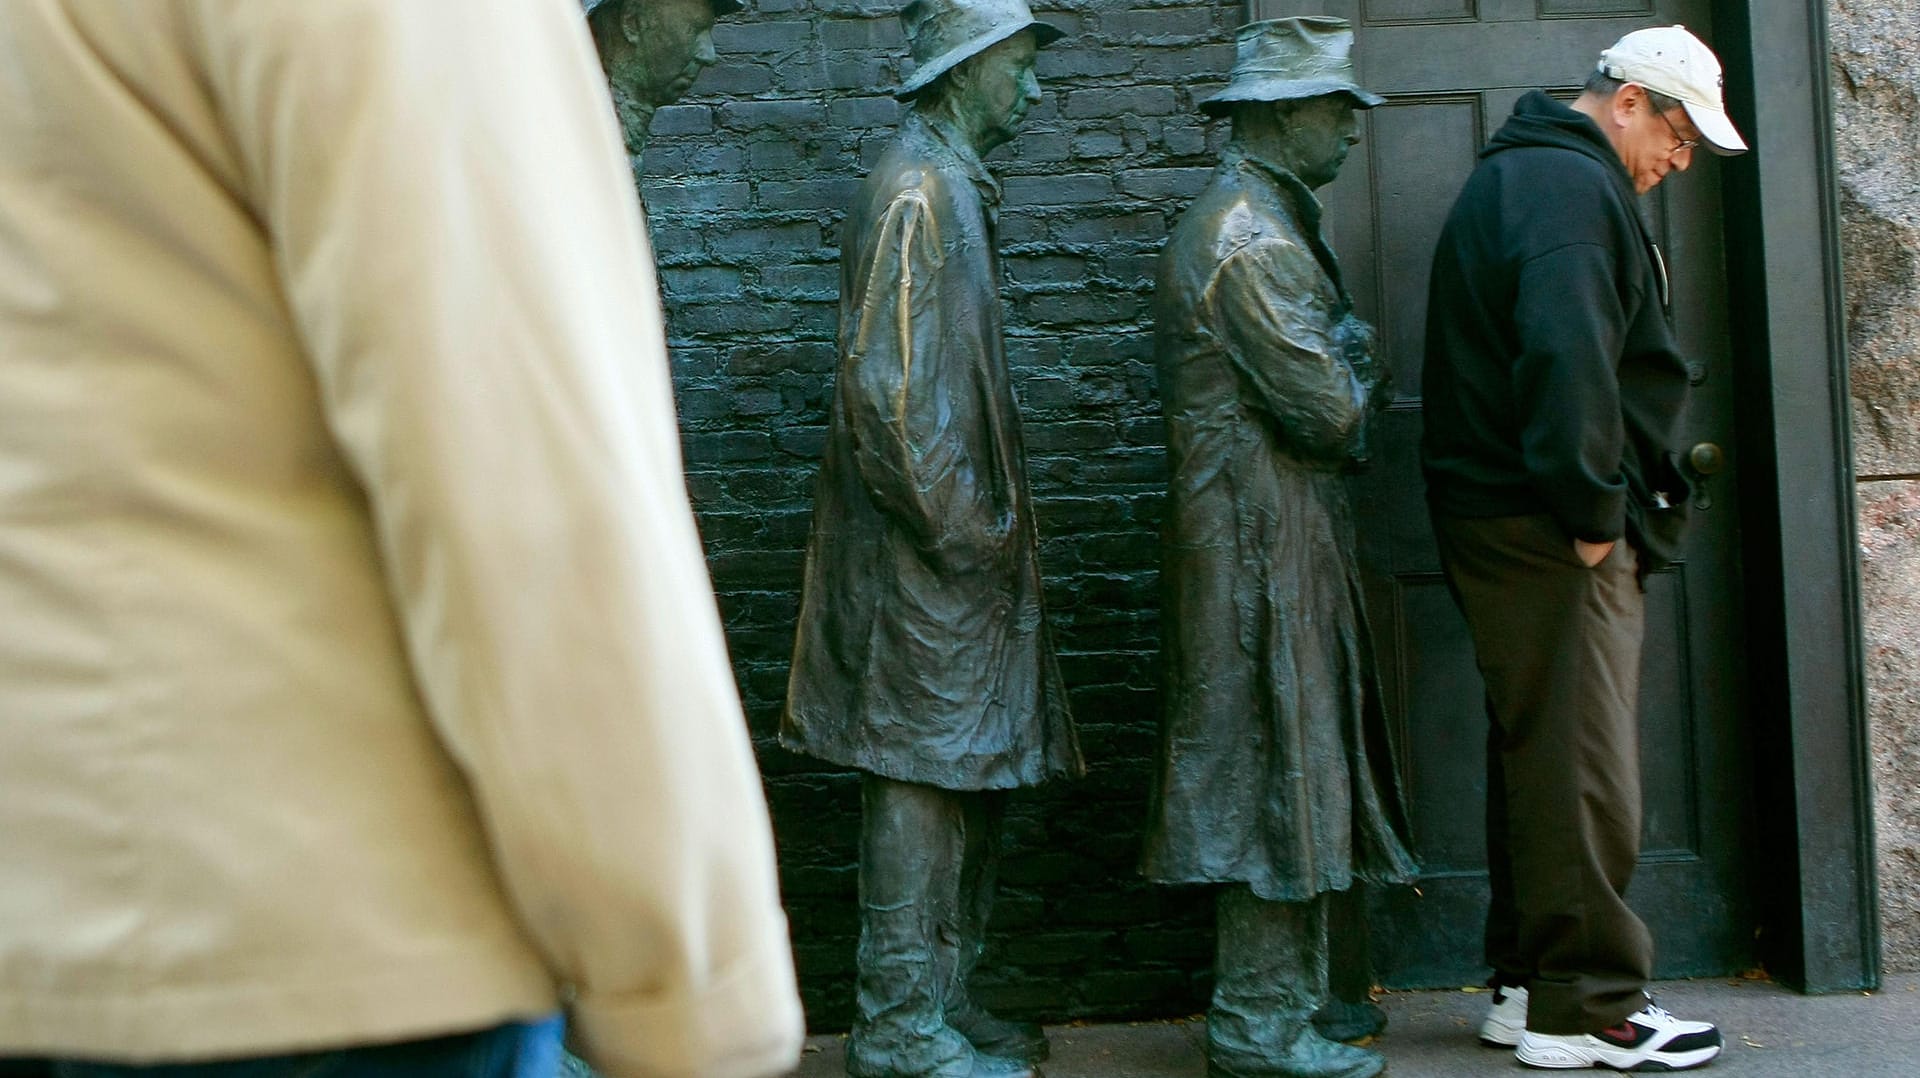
[908,112,1003,209]
[1227,147,1324,229]
[1224,146,1351,310]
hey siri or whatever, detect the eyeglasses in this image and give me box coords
[1653,106,1701,156]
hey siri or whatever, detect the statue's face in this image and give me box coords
[1280,95,1362,189]
[602,0,719,108]
[951,31,1041,152]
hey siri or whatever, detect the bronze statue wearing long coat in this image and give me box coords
[782,113,1082,792]
[1141,148,1416,902]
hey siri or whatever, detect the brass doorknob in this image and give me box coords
[1688,442,1725,477]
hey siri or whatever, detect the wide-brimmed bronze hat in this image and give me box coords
[582,0,744,17]
[894,0,1066,100]
[1201,16,1385,115]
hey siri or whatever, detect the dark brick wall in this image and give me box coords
[637,0,1242,1030]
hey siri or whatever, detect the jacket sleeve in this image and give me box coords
[1208,238,1373,461]
[840,191,1010,574]
[185,2,803,1075]
[1511,241,1630,543]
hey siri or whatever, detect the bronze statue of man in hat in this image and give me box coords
[780,1,1082,1076]
[1141,17,1418,1078]
[582,0,741,157]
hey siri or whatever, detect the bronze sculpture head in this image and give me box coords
[584,0,742,155]
[1203,17,1383,189]
[896,0,1063,156]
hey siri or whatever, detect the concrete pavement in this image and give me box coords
[792,973,1920,1077]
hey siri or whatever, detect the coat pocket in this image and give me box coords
[1624,449,1693,573]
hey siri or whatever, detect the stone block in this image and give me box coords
[660,265,745,299]
[708,221,822,259]
[643,179,752,213]
[1039,46,1136,79]
[1116,166,1214,200]
[1835,2,1920,477]
[1070,130,1127,158]
[730,339,837,375]
[637,142,747,177]
[758,177,862,213]
[1055,209,1167,245]
[1018,130,1074,162]
[689,61,775,96]
[1027,290,1140,325]
[1063,85,1179,118]
[778,56,892,93]
[720,98,829,131]
[818,15,904,51]
[712,19,812,54]
[1135,42,1236,79]
[998,929,1121,970]
[684,430,773,463]
[1015,374,1080,410]
[1005,254,1090,288]
[743,137,815,172]
[827,95,901,130]
[1835,0,1920,974]
[675,300,794,335]
[1859,480,1920,971]
[648,104,713,137]
[757,262,840,299]
[1099,6,1218,45]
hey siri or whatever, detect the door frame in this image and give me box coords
[1713,0,1878,993]
[1242,0,1878,992]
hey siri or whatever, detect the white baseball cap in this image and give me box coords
[1598,25,1748,155]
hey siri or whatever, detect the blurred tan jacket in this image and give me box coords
[0,2,802,1075]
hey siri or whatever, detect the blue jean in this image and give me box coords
[1,1015,564,1078]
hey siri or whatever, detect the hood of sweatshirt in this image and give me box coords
[1484,90,1644,214]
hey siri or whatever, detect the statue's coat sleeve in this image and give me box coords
[841,191,1007,575]
[1207,237,1372,463]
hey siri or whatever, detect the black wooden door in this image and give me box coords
[1249,0,1758,987]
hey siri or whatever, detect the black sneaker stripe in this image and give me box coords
[1597,1022,1658,1049]
[1661,1030,1724,1053]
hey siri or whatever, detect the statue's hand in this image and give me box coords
[926,509,1015,578]
[1332,312,1377,361]
[1332,312,1379,378]
[1333,313,1392,412]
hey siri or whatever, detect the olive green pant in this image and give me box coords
[1432,513,1654,1035]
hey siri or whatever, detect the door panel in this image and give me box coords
[1251,0,1756,986]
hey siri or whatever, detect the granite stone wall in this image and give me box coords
[1831,0,1920,974]
[639,0,1240,1029]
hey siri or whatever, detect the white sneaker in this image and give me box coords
[1515,999,1722,1071]
[1478,985,1528,1047]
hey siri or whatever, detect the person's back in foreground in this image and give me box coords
[0,2,802,1075]
[1421,24,1747,1074]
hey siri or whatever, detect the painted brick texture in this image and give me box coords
[635,1,1240,1030]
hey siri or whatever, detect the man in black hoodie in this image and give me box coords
[1421,25,1747,1073]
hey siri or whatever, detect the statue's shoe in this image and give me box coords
[951,1008,1049,1063]
[1208,1028,1386,1078]
[962,1049,1040,1078]
[1311,998,1388,1044]
[847,1039,1039,1078]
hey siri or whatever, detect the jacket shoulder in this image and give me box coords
[1485,144,1617,197]
[862,138,973,214]
[1163,180,1310,301]
[1170,179,1300,260]
[1469,147,1633,256]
